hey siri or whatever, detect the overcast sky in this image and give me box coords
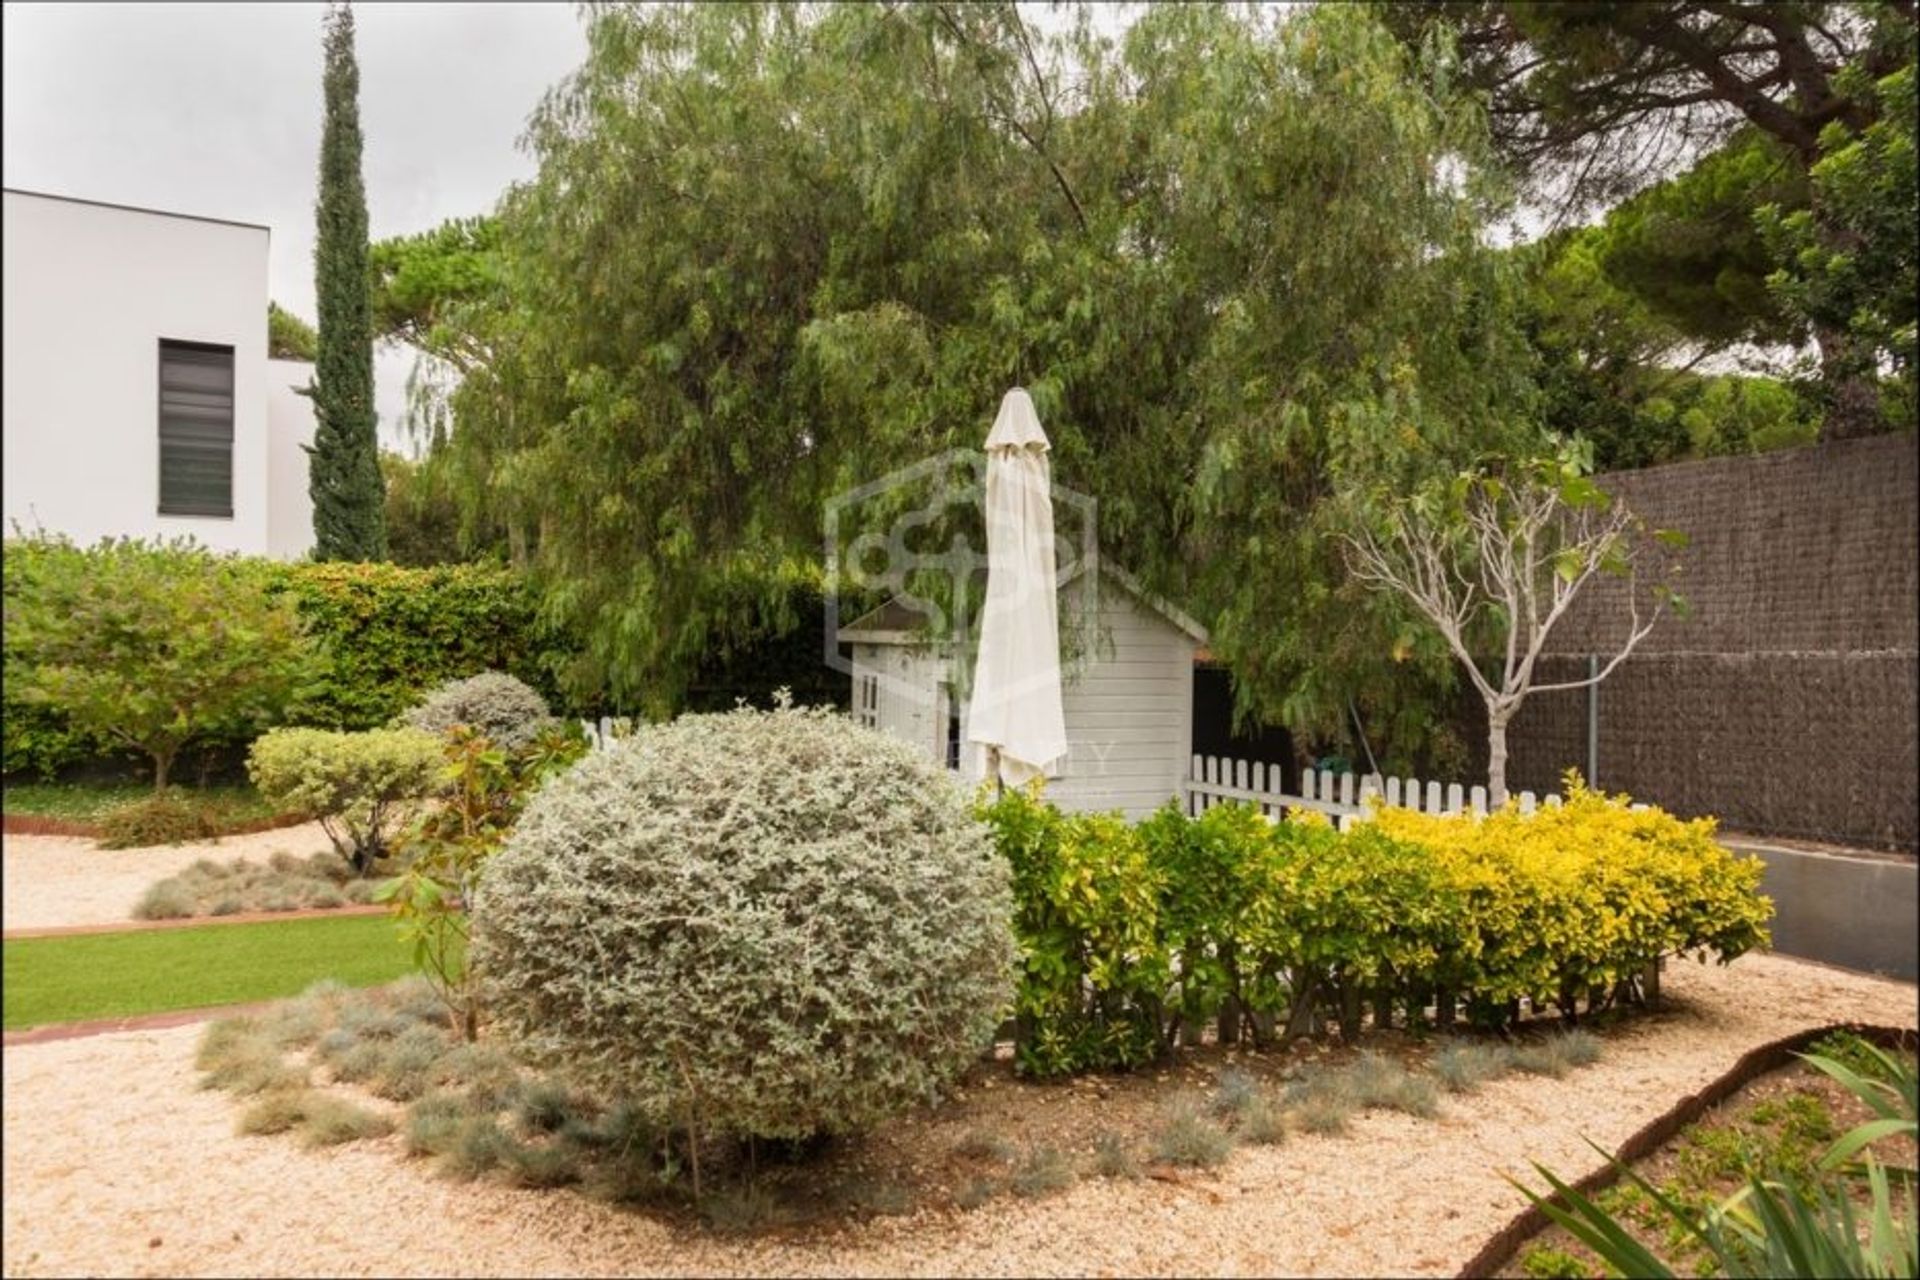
[3,2,589,448]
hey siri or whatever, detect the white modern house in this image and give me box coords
[2,188,315,558]
[839,562,1208,818]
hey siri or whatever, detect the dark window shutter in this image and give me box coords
[158,340,234,517]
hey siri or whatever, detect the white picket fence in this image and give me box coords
[1184,754,1561,828]
[580,716,637,751]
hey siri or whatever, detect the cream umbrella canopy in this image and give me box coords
[966,388,1069,787]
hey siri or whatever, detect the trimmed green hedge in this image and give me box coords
[984,779,1773,1077]
[3,544,578,778]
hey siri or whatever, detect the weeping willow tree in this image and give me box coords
[403,1,1538,758]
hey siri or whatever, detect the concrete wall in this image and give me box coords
[1492,435,1919,852]
[265,357,315,559]
[2,190,272,554]
[1728,839,1919,981]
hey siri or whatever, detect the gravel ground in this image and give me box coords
[1,824,336,933]
[4,952,1914,1278]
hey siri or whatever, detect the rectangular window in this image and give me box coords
[158,339,234,517]
[856,674,879,729]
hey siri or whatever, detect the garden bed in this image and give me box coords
[1489,1029,1918,1279]
[0,824,339,933]
[2,951,1913,1277]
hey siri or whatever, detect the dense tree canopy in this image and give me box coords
[376,0,1910,766]
[1381,0,1917,438]
[396,1,1536,761]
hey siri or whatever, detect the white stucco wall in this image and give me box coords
[265,358,315,559]
[2,190,272,553]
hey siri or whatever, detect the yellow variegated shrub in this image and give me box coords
[982,776,1772,1075]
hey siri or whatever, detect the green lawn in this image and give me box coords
[2,915,436,1030]
[2,781,283,825]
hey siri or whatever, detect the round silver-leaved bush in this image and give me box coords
[469,701,1015,1141]
[400,670,552,752]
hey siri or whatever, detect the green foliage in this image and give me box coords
[1515,1041,1920,1279]
[247,727,443,874]
[378,723,586,1039]
[469,700,1017,1143]
[2,535,317,789]
[1519,1246,1590,1280]
[1597,129,1807,349]
[1760,60,1919,434]
[268,301,319,361]
[379,452,469,567]
[309,2,384,561]
[262,559,579,730]
[97,792,224,850]
[979,780,1770,1076]
[3,542,579,778]
[398,670,553,752]
[410,1,1533,749]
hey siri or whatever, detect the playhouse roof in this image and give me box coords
[836,560,1208,647]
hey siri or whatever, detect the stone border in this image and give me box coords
[3,904,390,941]
[1455,1021,1920,1278]
[2,1000,285,1047]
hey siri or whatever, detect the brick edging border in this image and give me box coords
[1454,1021,1920,1278]
[3,903,391,941]
[1,811,314,839]
[3,999,285,1047]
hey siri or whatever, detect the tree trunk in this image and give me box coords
[151,749,174,793]
[1814,325,1884,442]
[1486,708,1511,808]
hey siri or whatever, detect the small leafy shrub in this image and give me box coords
[1152,1096,1235,1168]
[470,700,1016,1144]
[98,791,222,849]
[379,723,587,1039]
[400,670,554,752]
[248,727,443,873]
[955,1178,1000,1210]
[1520,1245,1591,1279]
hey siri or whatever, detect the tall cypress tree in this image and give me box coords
[308,1,385,560]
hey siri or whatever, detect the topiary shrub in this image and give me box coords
[248,727,444,874]
[470,699,1015,1143]
[400,671,553,752]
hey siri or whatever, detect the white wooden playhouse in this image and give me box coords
[838,562,1208,819]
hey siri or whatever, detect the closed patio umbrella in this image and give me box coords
[966,388,1069,787]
